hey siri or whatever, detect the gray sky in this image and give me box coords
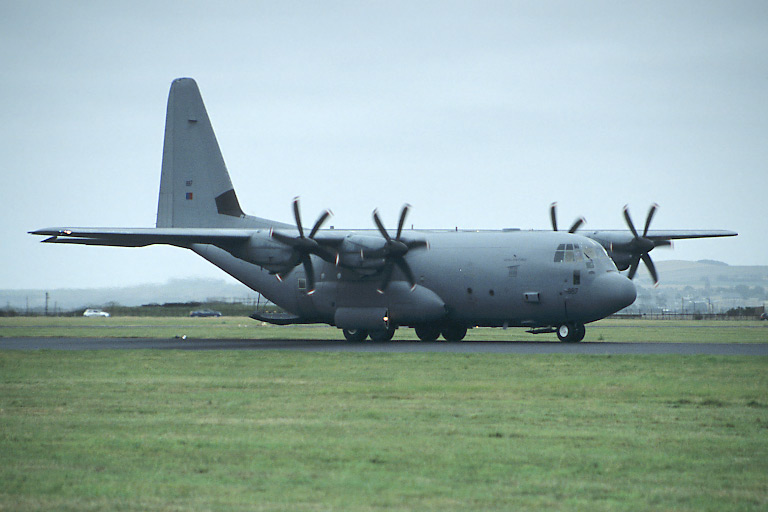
[2,1,766,290]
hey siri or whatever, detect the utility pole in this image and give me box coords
[45,292,49,316]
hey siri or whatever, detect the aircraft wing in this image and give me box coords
[30,227,350,250]
[585,229,738,244]
[29,227,256,248]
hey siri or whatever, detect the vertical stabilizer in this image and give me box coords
[156,78,245,228]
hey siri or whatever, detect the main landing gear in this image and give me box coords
[342,328,368,342]
[342,323,469,342]
[342,327,397,342]
[556,322,586,343]
[414,323,467,342]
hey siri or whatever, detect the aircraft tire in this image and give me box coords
[415,325,441,342]
[557,323,585,343]
[369,327,396,342]
[343,328,368,342]
[441,325,467,342]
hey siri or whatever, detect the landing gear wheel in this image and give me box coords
[573,323,586,342]
[369,327,396,342]
[415,325,441,342]
[343,328,368,342]
[441,325,467,342]
[557,323,585,343]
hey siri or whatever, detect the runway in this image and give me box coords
[2,337,767,355]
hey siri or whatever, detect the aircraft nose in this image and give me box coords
[598,272,637,311]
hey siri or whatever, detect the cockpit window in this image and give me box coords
[554,243,583,263]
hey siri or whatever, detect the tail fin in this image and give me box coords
[156,78,246,228]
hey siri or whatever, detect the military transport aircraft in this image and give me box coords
[31,78,737,342]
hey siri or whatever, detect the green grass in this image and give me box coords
[1,316,767,343]
[1,351,766,511]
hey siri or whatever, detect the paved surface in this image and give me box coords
[1,337,767,355]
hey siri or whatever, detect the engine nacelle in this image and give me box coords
[231,232,297,274]
[336,235,387,270]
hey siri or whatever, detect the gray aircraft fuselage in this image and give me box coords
[192,228,635,331]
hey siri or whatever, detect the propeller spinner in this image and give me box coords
[622,203,661,285]
[368,204,428,293]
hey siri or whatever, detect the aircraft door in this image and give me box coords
[554,243,582,320]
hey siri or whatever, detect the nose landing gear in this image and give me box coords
[557,322,586,343]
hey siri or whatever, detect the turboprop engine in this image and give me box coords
[335,235,388,271]
[230,231,298,274]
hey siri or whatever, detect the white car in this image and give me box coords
[83,308,110,317]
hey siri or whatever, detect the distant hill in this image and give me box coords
[0,278,260,313]
[638,260,768,287]
[629,260,767,313]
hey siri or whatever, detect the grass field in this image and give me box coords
[1,351,767,511]
[1,316,767,343]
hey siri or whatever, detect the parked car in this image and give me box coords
[83,308,110,317]
[189,309,222,317]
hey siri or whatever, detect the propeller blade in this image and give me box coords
[372,210,391,242]
[308,209,332,239]
[377,262,395,294]
[550,202,558,231]
[404,239,429,250]
[641,253,659,285]
[643,203,658,238]
[627,256,640,280]
[301,255,315,293]
[271,231,299,247]
[276,266,295,282]
[292,197,304,238]
[396,204,411,240]
[568,217,586,233]
[393,257,417,290]
[623,205,640,239]
[313,245,337,263]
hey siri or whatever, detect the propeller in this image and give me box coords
[622,203,660,285]
[271,197,333,294]
[550,202,585,233]
[368,204,428,293]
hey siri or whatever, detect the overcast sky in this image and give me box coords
[2,1,766,290]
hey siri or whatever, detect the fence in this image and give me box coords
[612,313,765,321]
